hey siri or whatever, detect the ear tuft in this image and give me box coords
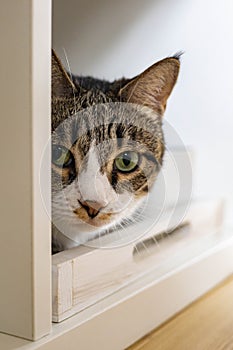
[119,56,180,116]
[52,49,77,99]
[172,51,184,61]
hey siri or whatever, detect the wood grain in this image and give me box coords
[128,275,233,350]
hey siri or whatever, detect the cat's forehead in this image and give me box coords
[52,103,163,156]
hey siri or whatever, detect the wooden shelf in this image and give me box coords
[52,199,224,322]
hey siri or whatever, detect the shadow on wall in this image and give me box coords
[52,0,160,75]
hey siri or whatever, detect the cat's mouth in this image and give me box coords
[73,207,113,227]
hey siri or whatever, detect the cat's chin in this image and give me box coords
[52,218,120,252]
[52,217,131,252]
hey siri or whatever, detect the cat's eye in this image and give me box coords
[115,151,139,172]
[52,145,73,168]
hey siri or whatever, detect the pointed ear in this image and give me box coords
[118,56,180,115]
[52,49,77,99]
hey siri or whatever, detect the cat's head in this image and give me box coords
[51,50,180,251]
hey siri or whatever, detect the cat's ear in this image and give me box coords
[52,49,78,99]
[118,55,180,115]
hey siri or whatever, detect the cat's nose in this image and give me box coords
[78,200,103,218]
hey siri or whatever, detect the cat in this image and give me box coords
[51,49,180,253]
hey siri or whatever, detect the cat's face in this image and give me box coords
[51,50,180,251]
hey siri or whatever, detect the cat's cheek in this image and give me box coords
[136,185,149,196]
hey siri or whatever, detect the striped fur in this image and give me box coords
[51,50,180,253]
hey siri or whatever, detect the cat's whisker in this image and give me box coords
[134,243,148,257]
[133,209,163,220]
[138,240,151,254]
[151,235,160,248]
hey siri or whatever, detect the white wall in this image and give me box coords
[53,0,233,223]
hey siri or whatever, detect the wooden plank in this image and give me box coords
[52,262,73,317]
[1,229,233,349]
[52,199,225,322]
[0,0,51,340]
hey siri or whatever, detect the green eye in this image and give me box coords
[115,151,139,172]
[52,145,73,167]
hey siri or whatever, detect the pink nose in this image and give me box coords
[78,200,103,218]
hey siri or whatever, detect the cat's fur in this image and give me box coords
[52,50,180,253]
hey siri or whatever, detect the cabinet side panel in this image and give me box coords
[32,0,51,340]
[0,0,33,339]
[0,0,51,340]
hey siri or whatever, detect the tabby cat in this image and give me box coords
[52,50,180,253]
